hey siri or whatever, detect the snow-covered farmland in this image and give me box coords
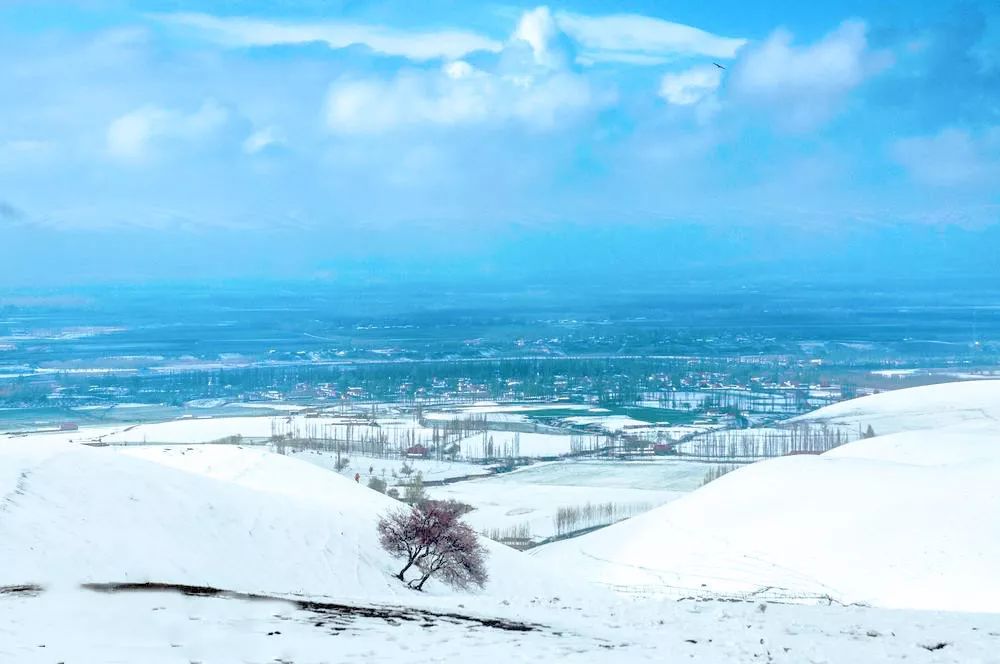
[428,478,682,542]
[454,429,605,458]
[424,459,719,542]
[1,409,603,460]
[290,448,493,484]
[497,459,712,491]
[561,414,652,432]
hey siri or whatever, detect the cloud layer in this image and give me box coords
[0,1,998,286]
[156,13,503,61]
[555,11,746,64]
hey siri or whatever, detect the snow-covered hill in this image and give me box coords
[0,441,579,604]
[791,379,1000,436]
[534,380,1000,612]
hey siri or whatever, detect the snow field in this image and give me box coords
[426,479,683,542]
[2,584,997,663]
[289,448,492,484]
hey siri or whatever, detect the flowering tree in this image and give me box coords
[377,500,488,591]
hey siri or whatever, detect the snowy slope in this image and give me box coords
[823,428,1000,466]
[4,583,998,664]
[535,380,1000,612]
[791,379,1000,435]
[0,441,582,605]
[2,441,999,662]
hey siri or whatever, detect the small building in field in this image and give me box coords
[405,444,429,458]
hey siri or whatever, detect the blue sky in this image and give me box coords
[1,1,999,286]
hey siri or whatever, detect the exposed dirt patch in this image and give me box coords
[82,582,543,633]
[920,642,950,652]
[0,584,43,597]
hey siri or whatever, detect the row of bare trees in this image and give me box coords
[269,414,547,461]
[480,523,533,546]
[701,463,744,486]
[682,423,855,460]
[554,501,652,537]
[569,435,614,454]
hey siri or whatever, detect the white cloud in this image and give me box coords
[242,126,282,154]
[443,60,476,80]
[107,107,170,160]
[156,8,745,68]
[512,6,572,69]
[891,127,1000,187]
[734,22,868,95]
[554,11,746,65]
[323,8,611,135]
[325,64,596,134]
[576,51,673,66]
[107,100,229,161]
[729,20,891,129]
[659,65,722,105]
[155,13,502,61]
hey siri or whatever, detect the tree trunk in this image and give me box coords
[396,556,416,581]
[413,572,432,591]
